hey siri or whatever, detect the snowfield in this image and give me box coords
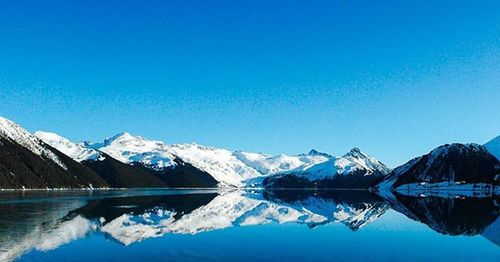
[35,131,102,162]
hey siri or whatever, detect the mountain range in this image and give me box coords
[0,116,499,192]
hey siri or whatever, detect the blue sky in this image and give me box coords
[0,1,499,167]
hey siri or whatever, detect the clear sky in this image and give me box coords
[0,1,499,167]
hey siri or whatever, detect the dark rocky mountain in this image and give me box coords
[0,135,108,189]
[83,156,218,188]
[375,143,500,192]
[82,152,169,188]
[130,158,219,188]
[263,170,385,189]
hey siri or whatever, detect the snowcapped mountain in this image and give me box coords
[263,148,391,189]
[84,132,176,170]
[343,148,392,175]
[0,117,67,170]
[485,135,500,160]
[375,143,500,194]
[0,115,389,189]
[85,132,330,187]
[233,151,327,175]
[36,131,216,188]
[35,131,102,162]
[0,116,108,189]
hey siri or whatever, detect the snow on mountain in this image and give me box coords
[164,144,263,187]
[233,151,328,175]
[484,135,500,160]
[0,117,67,170]
[85,132,332,187]
[343,148,392,175]
[35,131,102,162]
[85,132,176,171]
[375,143,499,192]
[278,148,390,180]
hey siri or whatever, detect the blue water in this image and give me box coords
[0,189,498,262]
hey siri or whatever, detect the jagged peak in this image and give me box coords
[343,147,374,160]
[307,149,332,158]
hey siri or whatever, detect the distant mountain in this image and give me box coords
[304,149,332,158]
[86,132,328,187]
[0,117,108,189]
[5,115,499,191]
[375,143,500,194]
[263,148,391,189]
[36,132,217,188]
[485,135,500,160]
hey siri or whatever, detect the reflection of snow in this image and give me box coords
[101,208,176,246]
[332,203,388,230]
[0,215,93,262]
[99,191,387,245]
[36,216,94,251]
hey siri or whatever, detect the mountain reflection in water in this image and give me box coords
[0,189,498,261]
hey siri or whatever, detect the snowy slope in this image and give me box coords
[233,151,327,174]
[0,117,67,170]
[166,145,329,187]
[85,133,332,187]
[484,135,500,160]
[35,131,102,162]
[278,148,390,180]
[85,132,176,170]
[343,148,392,175]
[164,144,263,187]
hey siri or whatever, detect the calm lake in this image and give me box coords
[0,189,498,262]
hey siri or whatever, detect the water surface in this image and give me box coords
[0,189,498,261]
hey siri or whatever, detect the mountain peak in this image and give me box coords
[350,147,361,153]
[307,149,332,158]
[342,147,392,175]
[108,132,137,142]
[86,132,175,170]
[343,147,367,159]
